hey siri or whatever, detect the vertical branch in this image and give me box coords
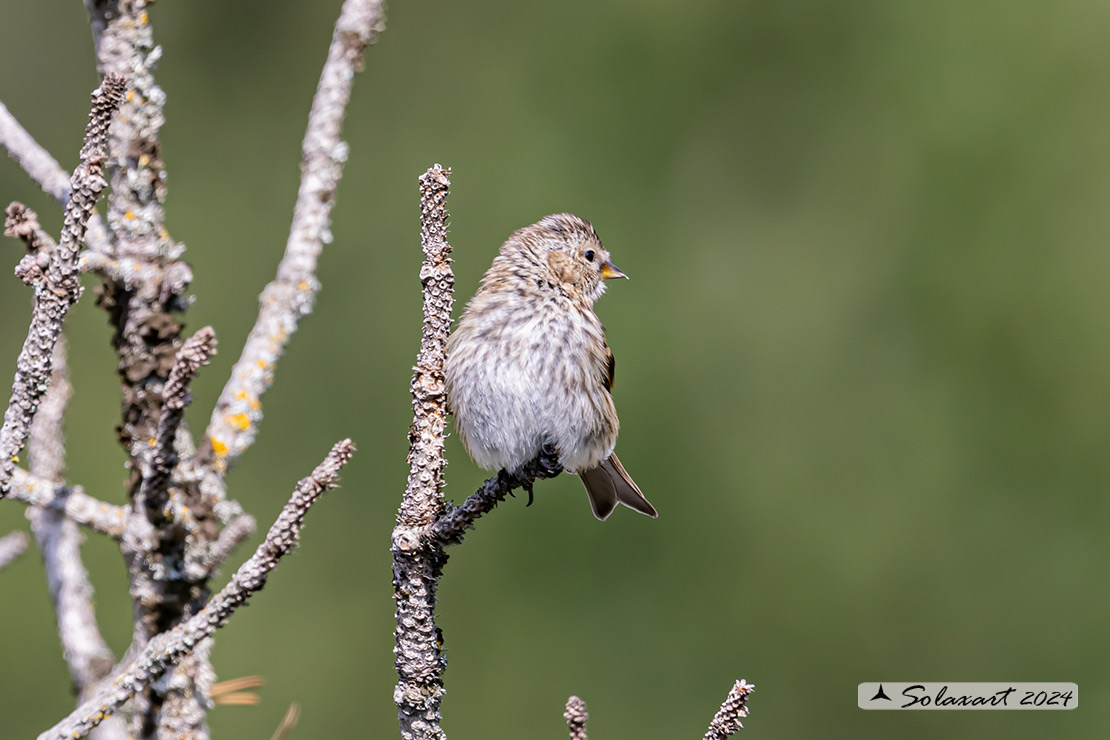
[391,164,453,740]
[204,0,387,475]
[563,696,589,740]
[27,340,117,692]
[0,75,125,497]
[702,680,755,740]
[121,327,216,740]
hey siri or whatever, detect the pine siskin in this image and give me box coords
[445,213,657,520]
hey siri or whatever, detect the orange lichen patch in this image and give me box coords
[210,437,229,457]
[148,438,156,447]
[298,280,310,290]
[139,10,149,24]
[126,90,136,102]
[249,398,261,410]
[256,359,268,369]
[124,210,136,220]
[228,413,251,431]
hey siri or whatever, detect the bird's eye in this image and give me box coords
[584,250,595,262]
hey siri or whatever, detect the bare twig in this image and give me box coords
[5,203,59,285]
[204,0,387,474]
[27,339,116,692]
[0,101,73,201]
[0,75,125,498]
[0,100,112,254]
[391,165,454,740]
[426,457,561,548]
[9,468,128,538]
[563,696,588,740]
[0,530,28,570]
[269,702,302,740]
[38,440,356,740]
[204,514,257,573]
[703,680,755,740]
[136,327,216,526]
[79,250,192,293]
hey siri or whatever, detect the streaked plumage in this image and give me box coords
[444,213,657,520]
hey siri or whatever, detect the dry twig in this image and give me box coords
[0,75,125,497]
[563,696,589,740]
[8,469,128,538]
[0,530,28,570]
[37,440,355,740]
[26,340,116,692]
[702,680,755,740]
[205,0,387,474]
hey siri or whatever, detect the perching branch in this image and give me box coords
[0,75,125,498]
[702,680,755,740]
[37,440,356,740]
[26,339,116,692]
[205,0,387,474]
[391,165,454,740]
[0,530,28,570]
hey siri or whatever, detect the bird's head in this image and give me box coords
[507,213,627,304]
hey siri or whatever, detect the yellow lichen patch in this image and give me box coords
[140,10,149,24]
[298,280,310,290]
[228,413,251,431]
[139,154,151,167]
[126,90,136,102]
[211,437,229,457]
[257,359,268,369]
[124,210,136,220]
[11,455,18,463]
[249,398,261,410]
[148,438,156,447]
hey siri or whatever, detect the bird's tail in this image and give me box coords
[580,453,658,521]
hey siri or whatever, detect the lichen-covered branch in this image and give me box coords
[0,75,125,498]
[702,680,755,740]
[5,203,59,285]
[204,513,257,573]
[391,165,454,740]
[204,0,386,474]
[37,440,355,740]
[563,696,588,740]
[27,339,117,692]
[0,100,73,201]
[136,327,216,527]
[9,468,128,538]
[0,530,28,570]
[0,100,112,255]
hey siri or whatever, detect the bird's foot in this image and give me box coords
[536,443,563,479]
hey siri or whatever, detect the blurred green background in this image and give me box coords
[2,0,1107,737]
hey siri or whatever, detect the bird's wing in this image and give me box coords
[603,341,616,392]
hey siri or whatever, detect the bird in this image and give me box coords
[444,213,658,520]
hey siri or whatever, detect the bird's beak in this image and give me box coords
[600,262,628,280]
